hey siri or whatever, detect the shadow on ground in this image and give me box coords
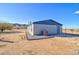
[51,33,79,37]
[0,38,14,43]
[27,33,79,40]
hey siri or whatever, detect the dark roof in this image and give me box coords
[33,19,62,26]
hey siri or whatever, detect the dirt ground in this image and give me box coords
[0,29,79,55]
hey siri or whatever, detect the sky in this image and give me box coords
[0,3,79,28]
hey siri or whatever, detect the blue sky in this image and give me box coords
[0,3,79,28]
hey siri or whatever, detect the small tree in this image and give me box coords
[0,22,13,32]
[70,29,74,33]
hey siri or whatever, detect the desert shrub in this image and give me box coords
[70,29,74,33]
[0,22,13,32]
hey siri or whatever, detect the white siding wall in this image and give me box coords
[60,26,62,33]
[56,25,62,33]
[27,24,34,35]
[33,24,58,35]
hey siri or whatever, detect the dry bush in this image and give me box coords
[0,22,13,32]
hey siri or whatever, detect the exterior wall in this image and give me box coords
[60,26,62,33]
[27,24,34,35]
[33,24,58,35]
[27,24,62,35]
[57,25,62,33]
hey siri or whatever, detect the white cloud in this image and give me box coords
[74,10,79,14]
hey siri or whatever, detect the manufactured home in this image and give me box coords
[27,19,62,36]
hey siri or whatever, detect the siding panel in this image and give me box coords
[33,24,57,35]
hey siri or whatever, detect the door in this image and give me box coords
[41,30,48,36]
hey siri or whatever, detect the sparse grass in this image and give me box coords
[0,29,79,54]
[0,44,7,47]
[63,29,79,34]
